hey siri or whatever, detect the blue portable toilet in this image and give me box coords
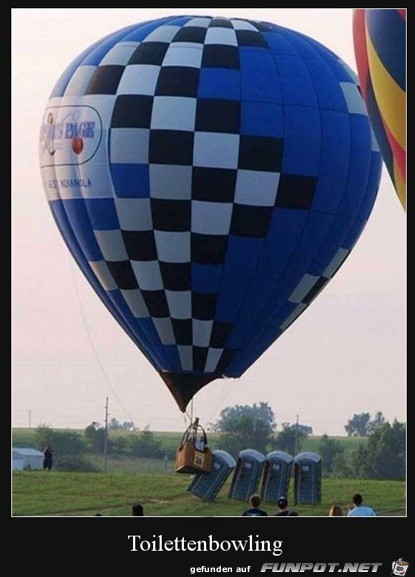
[228,449,265,501]
[261,450,293,503]
[294,451,321,504]
[187,450,236,502]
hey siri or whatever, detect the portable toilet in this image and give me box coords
[293,451,321,504]
[188,450,236,501]
[228,449,265,501]
[261,450,293,503]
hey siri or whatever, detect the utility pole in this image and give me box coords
[294,413,299,456]
[28,409,32,429]
[103,397,109,473]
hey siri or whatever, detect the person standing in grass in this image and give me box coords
[43,446,53,471]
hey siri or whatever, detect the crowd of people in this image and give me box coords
[92,493,376,517]
[327,494,376,516]
[241,494,299,516]
[241,492,376,517]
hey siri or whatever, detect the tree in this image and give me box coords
[318,434,344,475]
[366,420,406,479]
[331,452,352,478]
[212,402,276,457]
[108,418,121,430]
[111,436,128,455]
[35,425,85,456]
[367,411,386,434]
[345,411,386,437]
[35,425,89,471]
[297,424,313,436]
[349,419,406,479]
[275,422,307,455]
[84,421,112,453]
[127,426,163,458]
[345,412,371,437]
[108,418,136,431]
[349,444,373,478]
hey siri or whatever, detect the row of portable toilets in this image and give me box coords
[188,449,321,505]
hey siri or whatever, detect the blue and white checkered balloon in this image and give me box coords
[39,15,382,412]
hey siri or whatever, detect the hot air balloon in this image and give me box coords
[353,8,406,209]
[39,15,382,415]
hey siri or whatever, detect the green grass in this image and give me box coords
[12,469,405,517]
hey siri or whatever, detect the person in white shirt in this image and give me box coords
[347,493,376,516]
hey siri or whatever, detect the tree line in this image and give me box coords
[211,403,405,480]
[33,403,405,480]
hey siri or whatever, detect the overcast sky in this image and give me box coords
[11,8,406,436]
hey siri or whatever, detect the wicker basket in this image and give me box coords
[175,419,212,474]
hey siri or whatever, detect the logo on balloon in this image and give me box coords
[39,105,102,167]
[72,137,84,155]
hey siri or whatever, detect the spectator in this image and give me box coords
[275,496,298,516]
[347,493,376,516]
[43,446,53,471]
[328,504,343,516]
[132,503,144,516]
[242,494,268,516]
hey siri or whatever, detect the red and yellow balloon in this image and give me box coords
[353,9,406,210]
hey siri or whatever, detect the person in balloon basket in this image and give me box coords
[275,496,298,516]
[242,494,268,516]
[43,445,53,471]
[347,493,376,516]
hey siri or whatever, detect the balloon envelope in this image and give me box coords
[39,15,382,412]
[353,8,406,209]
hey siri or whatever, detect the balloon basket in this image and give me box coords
[175,419,212,474]
[175,443,212,474]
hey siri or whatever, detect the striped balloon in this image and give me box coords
[353,9,406,210]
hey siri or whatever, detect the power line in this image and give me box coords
[68,257,137,423]
[103,397,109,473]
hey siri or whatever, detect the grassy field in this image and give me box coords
[12,428,404,517]
[12,469,405,517]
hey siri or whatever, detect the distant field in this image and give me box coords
[11,427,368,476]
[12,427,367,453]
[12,427,185,448]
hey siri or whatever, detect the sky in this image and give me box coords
[11,8,406,437]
